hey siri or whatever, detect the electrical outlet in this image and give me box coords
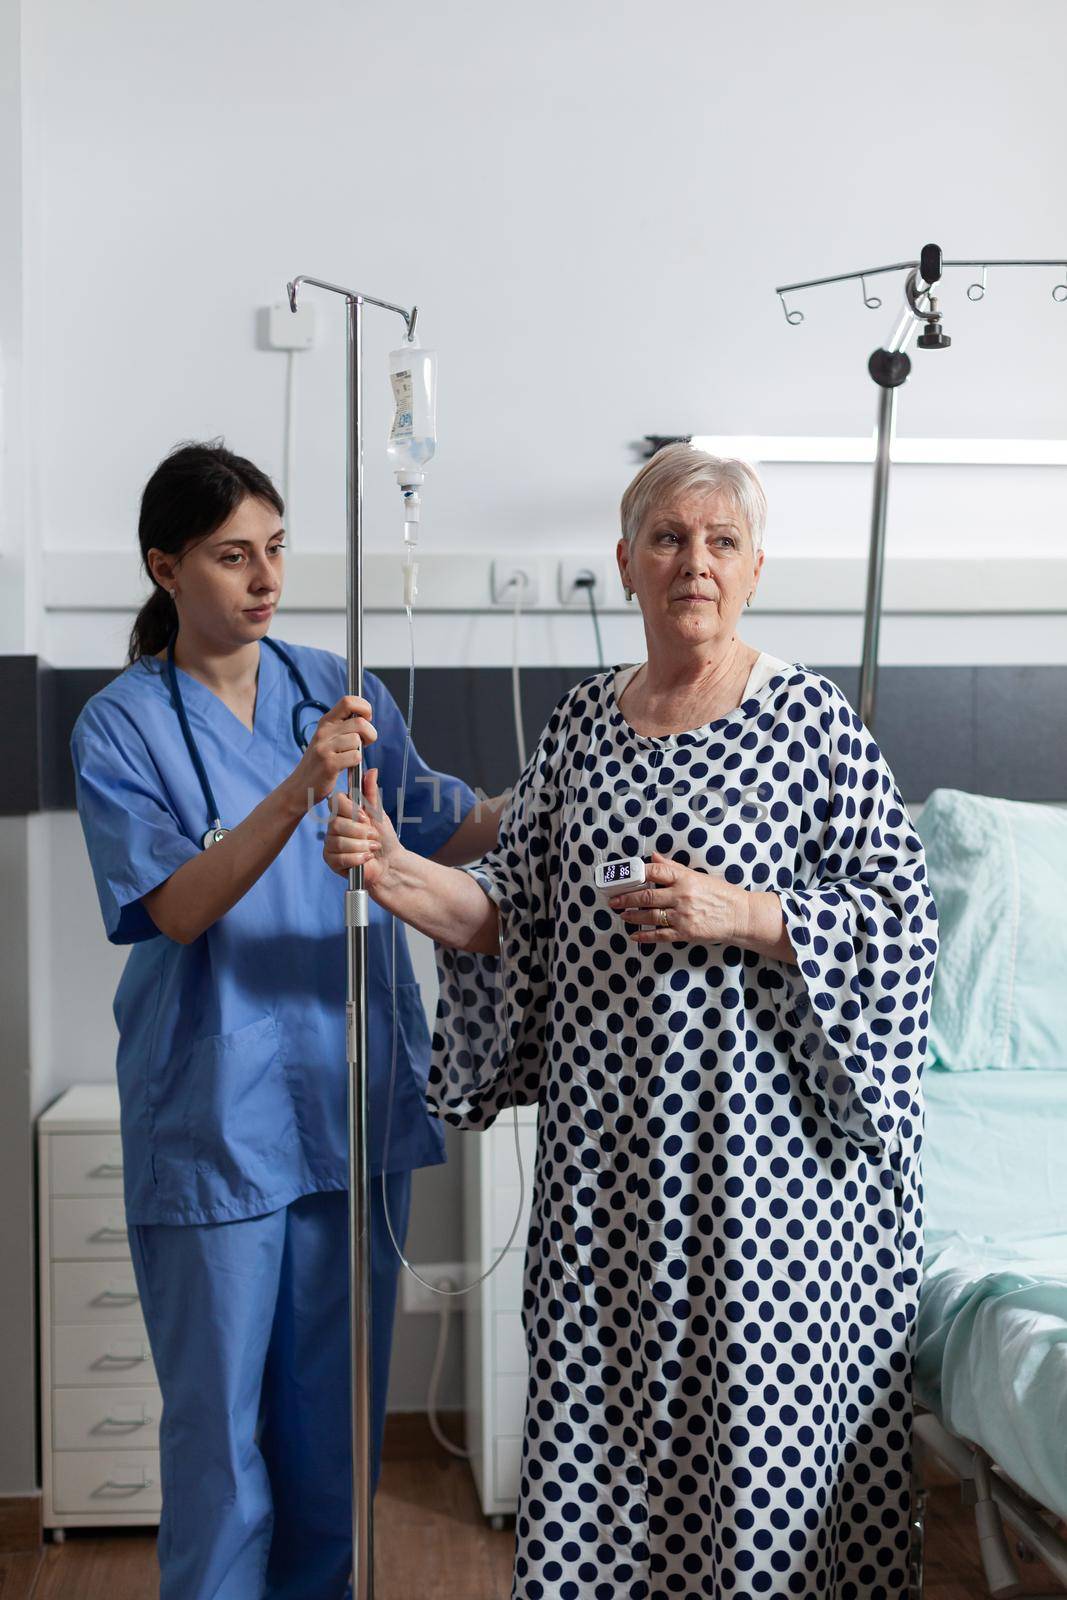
[491,561,540,607]
[401,1262,469,1314]
[558,560,606,606]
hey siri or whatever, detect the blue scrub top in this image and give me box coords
[71,639,477,1226]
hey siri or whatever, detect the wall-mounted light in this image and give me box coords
[685,434,1067,466]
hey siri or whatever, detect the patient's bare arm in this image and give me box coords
[324,775,500,955]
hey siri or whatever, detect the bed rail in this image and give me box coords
[915,1411,1067,1595]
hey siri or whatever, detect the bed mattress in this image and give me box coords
[916,1068,1067,1517]
[915,1230,1067,1520]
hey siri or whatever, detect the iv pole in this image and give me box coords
[286,275,418,1600]
[777,243,951,728]
[857,244,948,729]
[775,247,1067,728]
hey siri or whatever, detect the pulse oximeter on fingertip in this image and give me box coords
[594,858,647,896]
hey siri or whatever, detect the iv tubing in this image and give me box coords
[425,1278,470,1459]
[379,602,529,1302]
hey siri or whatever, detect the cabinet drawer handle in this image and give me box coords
[96,1346,150,1367]
[91,1162,124,1177]
[91,1226,128,1242]
[99,1411,153,1430]
[94,1288,140,1306]
[94,1475,154,1497]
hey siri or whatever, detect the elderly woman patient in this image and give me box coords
[326,444,939,1600]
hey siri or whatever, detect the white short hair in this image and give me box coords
[620,443,767,552]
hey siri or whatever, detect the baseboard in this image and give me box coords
[0,1493,42,1553]
[383,1411,466,1462]
[385,1412,951,1483]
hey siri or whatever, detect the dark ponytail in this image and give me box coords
[128,440,285,667]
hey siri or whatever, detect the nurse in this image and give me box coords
[71,440,497,1600]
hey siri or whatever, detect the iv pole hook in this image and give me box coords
[288,274,418,340]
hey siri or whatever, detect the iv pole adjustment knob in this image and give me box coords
[917,296,952,349]
[868,348,911,388]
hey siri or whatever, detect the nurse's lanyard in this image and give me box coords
[165,631,330,850]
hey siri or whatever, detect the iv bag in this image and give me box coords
[387,338,437,478]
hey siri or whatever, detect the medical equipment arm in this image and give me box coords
[142,778,311,944]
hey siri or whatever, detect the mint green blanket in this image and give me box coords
[916,1230,1067,1520]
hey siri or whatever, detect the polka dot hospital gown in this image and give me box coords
[428,661,939,1600]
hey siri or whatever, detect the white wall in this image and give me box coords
[0,0,31,654]
[0,0,38,1501]
[0,819,39,1497]
[17,0,1067,669]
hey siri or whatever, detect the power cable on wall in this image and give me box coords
[574,569,605,669]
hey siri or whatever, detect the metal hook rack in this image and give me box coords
[775,255,1067,312]
[861,275,882,311]
[774,245,1067,727]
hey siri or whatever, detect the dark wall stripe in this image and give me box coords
[0,658,43,816]
[37,667,112,810]
[2,657,1064,815]
[378,665,1067,806]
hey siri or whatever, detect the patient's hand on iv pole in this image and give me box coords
[324,771,501,955]
[324,777,507,874]
[324,772,394,887]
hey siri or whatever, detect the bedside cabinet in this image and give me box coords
[463,1105,536,1525]
[38,1085,161,1534]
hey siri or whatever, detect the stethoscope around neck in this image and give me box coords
[165,632,330,849]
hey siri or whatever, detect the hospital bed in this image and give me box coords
[909,789,1067,1597]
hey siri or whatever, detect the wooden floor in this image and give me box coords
[2,1447,1064,1599]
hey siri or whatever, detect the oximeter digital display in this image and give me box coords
[594,858,647,895]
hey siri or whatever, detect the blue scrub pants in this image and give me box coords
[128,1175,412,1600]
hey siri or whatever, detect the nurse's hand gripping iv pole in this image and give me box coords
[287,273,418,1600]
